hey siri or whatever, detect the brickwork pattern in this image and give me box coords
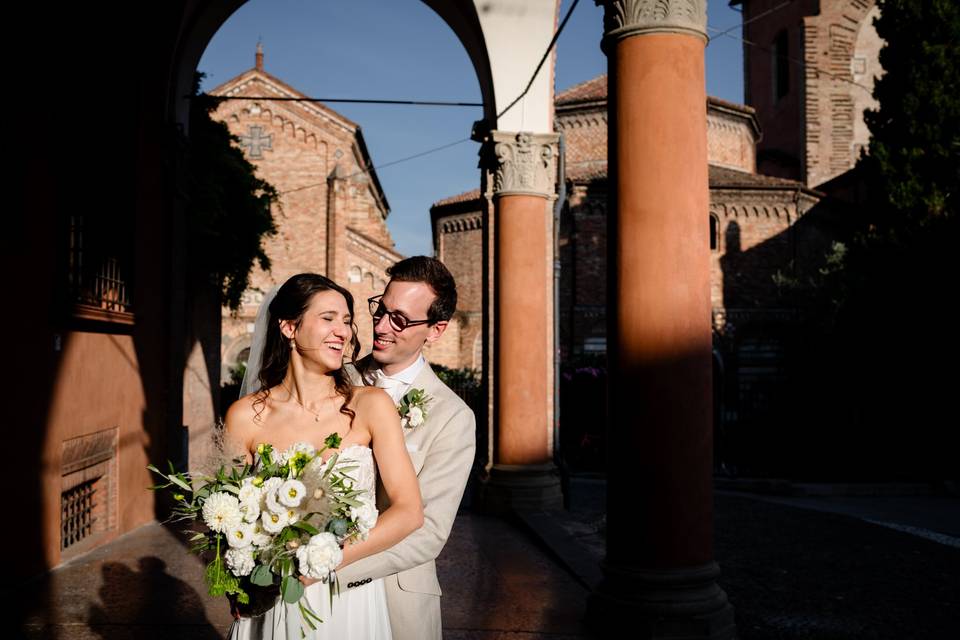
[742,0,881,186]
[210,68,402,369]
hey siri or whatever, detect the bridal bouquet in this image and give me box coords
[148,433,377,627]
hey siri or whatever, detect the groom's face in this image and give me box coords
[371,280,446,373]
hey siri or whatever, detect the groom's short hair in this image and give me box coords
[387,256,457,324]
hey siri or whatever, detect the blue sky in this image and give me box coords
[199,0,744,257]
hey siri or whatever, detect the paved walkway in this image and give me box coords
[15,511,593,640]
[15,479,960,639]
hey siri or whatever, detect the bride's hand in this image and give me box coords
[299,575,320,587]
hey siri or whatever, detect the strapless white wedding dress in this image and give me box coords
[227,445,392,640]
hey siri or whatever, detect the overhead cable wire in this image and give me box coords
[210,96,482,108]
[279,136,472,195]
[496,0,581,121]
[706,0,874,95]
[707,0,794,43]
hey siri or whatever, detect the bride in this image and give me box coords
[223,273,423,639]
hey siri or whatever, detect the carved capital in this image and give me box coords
[483,131,560,199]
[596,0,707,49]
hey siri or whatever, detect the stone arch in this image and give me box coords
[170,1,503,134]
[222,334,253,381]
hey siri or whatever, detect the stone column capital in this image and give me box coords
[596,0,708,49]
[482,130,560,199]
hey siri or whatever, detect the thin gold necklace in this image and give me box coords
[281,382,322,422]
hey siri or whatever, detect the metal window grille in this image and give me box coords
[68,213,133,313]
[61,479,98,550]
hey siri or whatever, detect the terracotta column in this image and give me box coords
[479,131,564,512]
[587,2,735,638]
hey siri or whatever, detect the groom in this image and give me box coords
[339,256,476,640]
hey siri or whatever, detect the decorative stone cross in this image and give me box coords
[239,125,272,159]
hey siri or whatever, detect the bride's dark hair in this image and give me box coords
[253,273,361,423]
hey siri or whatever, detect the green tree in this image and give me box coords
[186,73,278,310]
[769,1,959,480]
[833,0,959,479]
[863,0,959,234]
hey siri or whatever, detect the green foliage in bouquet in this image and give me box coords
[146,431,370,624]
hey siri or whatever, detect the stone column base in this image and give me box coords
[477,463,564,515]
[587,561,736,639]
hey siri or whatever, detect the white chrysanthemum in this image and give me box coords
[407,406,424,428]
[278,479,307,508]
[201,492,242,533]
[350,499,379,540]
[224,547,256,577]
[226,522,255,549]
[295,532,343,579]
[250,521,272,548]
[261,508,290,534]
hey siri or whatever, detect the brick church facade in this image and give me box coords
[430,0,882,470]
[432,77,842,459]
[432,76,824,354]
[209,47,403,379]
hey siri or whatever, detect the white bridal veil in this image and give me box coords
[239,284,281,397]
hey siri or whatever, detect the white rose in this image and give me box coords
[278,479,307,508]
[224,547,256,576]
[261,508,290,534]
[350,499,379,540]
[226,522,255,548]
[407,406,424,428]
[201,492,242,534]
[296,532,343,579]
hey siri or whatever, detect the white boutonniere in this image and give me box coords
[398,388,431,429]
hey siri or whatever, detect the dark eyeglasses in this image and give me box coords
[368,295,431,332]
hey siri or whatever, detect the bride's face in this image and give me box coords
[283,290,353,372]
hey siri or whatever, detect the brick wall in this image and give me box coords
[742,0,881,186]
[211,69,402,375]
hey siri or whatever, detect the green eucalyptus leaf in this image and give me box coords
[250,563,274,587]
[282,575,305,604]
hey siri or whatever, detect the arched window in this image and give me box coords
[710,214,720,252]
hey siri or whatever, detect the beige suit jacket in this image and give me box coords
[338,356,476,640]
